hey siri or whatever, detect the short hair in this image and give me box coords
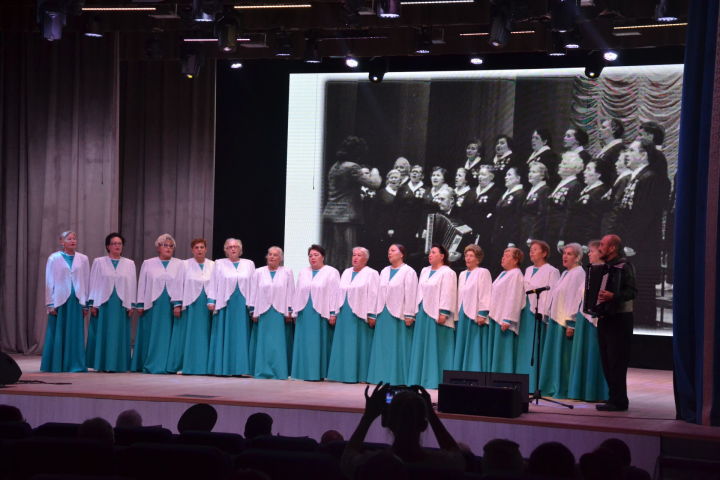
[386,169,401,180]
[224,238,243,254]
[529,441,576,479]
[191,238,207,248]
[336,135,368,163]
[244,412,273,439]
[116,409,143,429]
[410,164,423,173]
[587,239,601,250]
[530,240,550,259]
[640,121,665,145]
[431,166,448,181]
[0,404,23,422]
[177,404,218,434]
[385,390,428,435]
[571,126,589,146]
[155,233,176,248]
[320,429,344,444]
[561,151,584,174]
[60,230,76,241]
[528,161,548,181]
[478,164,495,178]
[468,138,482,147]
[505,247,524,266]
[495,134,514,151]
[564,242,584,264]
[599,438,632,467]
[606,118,625,139]
[79,417,114,445]
[455,167,469,181]
[464,244,485,263]
[267,246,284,260]
[483,439,524,476]
[431,243,450,266]
[534,128,552,147]
[393,157,410,169]
[603,234,624,255]
[105,232,125,253]
[308,244,326,257]
[390,243,407,261]
[353,246,370,260]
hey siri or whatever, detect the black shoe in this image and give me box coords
[596,403,628,412]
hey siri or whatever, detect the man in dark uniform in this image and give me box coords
[595,234,637,412]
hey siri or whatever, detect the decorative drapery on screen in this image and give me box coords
[571,67,683,175]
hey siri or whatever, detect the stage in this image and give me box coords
[1,355,718,473]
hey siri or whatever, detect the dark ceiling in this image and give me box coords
[1,0,689,62]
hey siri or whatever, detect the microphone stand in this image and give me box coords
[528,289,573,409]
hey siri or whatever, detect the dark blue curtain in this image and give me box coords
[673,0,720,425]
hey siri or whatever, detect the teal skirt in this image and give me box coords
[86,289,130,372]
[538,319,574,398]
[367,306,413,386]
[131,288,173,374]
[452,308,491,372]
[253,307,291,379]
[174,290,212,375]
[407,302,455,389]
[516,299,547,389]
[207,286,252,376]
[567,314,609,402]
[41,291,86,373]
[327,298,374,383]
[489,320,517,374]
[291,297,333,381]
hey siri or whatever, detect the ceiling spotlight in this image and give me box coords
[181,52,203,78]
[345,55,359,68]
[469,56,483,65]
[368,57,388,83]
[230,61,243,69]
[192,0,221,22]
[655,0,679,22]
[549,0,579,33]
[84,15,103,38]
[377,0,400,18]
[38,6,66,42]
[416,27,432,54]
[275,31,293,57]
[488,3,511,48]
[584,50,605,79]
[304,37,322,63]
[603,50,618,62]
[217,17,239,52]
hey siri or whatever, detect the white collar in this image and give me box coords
[384,185,398,196]
[455,185,470,196]
[598,138,623,156]
[527,181,547,196]
[493,151,512,162]
[502,184,523,197]
[408,181,423,192]
[476,182,494,196]
[572,145,585,153]
[464,157,481,170]
[528,145,550,162]
[582,180,604,193]
[552,176,576,194]
[631,163,648,181]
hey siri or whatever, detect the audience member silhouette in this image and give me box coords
[115,409,143,429]
[177,403,218,433]
[78,417,115,444]
[320,429,345,444]
[528,441,576,479]
[0,404,23,422]
[482,438,525,477]
[244,412,273,439]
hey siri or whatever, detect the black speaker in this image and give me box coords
[437,383,522,418]
[0,352,22,385]
[442,370,529,413]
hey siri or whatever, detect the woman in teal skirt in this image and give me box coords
[42,230,90,372]
[131,233,184,374]
[367,244,417,386]
[407,244,457,389]
[567,240,609,401]
[327,247,379,383]
[488,248,526,374]
[453,244,492,372]
[207,238,255,376]
[249,246,294,379]
[86,233,136,372]
[166,238,214,374]
[291,245,340,381]
[539,243,585,399]
[517,240,560,389]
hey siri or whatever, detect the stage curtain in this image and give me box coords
[0,33,120,353]
[119,60,216,264]
[673,1,720,426]
[571,67,683,176]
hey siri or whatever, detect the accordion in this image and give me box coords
[425,213,474,263]
[583,263,622,316]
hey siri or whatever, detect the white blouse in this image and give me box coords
[179,258,215,309]
[548,266,586,328]
[206,258,255,311]
[489,268,525,334]
[417,265,457,328]
[523,263,560,316]
[292,265,341,320]
[458,267,492,320]
[375,264,418,320]
[250,266,294,317]
[338,266,379,323]
[136,257,184,310]
[45,251,90,308]
[88,256,137,310]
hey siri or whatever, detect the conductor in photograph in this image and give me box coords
[593,234,637,412]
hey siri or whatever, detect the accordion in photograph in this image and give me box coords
[425,213,474,263]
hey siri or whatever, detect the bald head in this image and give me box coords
[599,234,622,261]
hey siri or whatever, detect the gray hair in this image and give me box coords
[528,161,548,180]
[353,246,370,260]
[564,243,584,264]
[224,238,243,253]
[154,233,176,248]
[560,151,584,174]
[386,169,401,180]
[267,245,284,260]
[59,231,76,241]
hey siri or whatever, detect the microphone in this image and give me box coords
[526,286,551,294]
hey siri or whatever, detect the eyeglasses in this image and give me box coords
[161,243,175,248]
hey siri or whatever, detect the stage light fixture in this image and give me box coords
[488,3,511,48]
[603,50,618,62]
[654,0,679,22]
[275,31,293,57]
[549,0,579,33]
[415,27,432,54]
[303,38,322,63]
[37,0,78,41]
[368,57,388,83]
[561,30,581,49]
[345,55,359,68]
[548,31,566,56]
[216,17,239,52]
[230,61,243,69]
[83,15,103,38]
[584,50,605,79]
[469,56,483,65]
[377,0,400,18]
[181,46,204,78]
[192,0,221,22]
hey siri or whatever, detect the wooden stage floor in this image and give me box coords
[1,355,718,474]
